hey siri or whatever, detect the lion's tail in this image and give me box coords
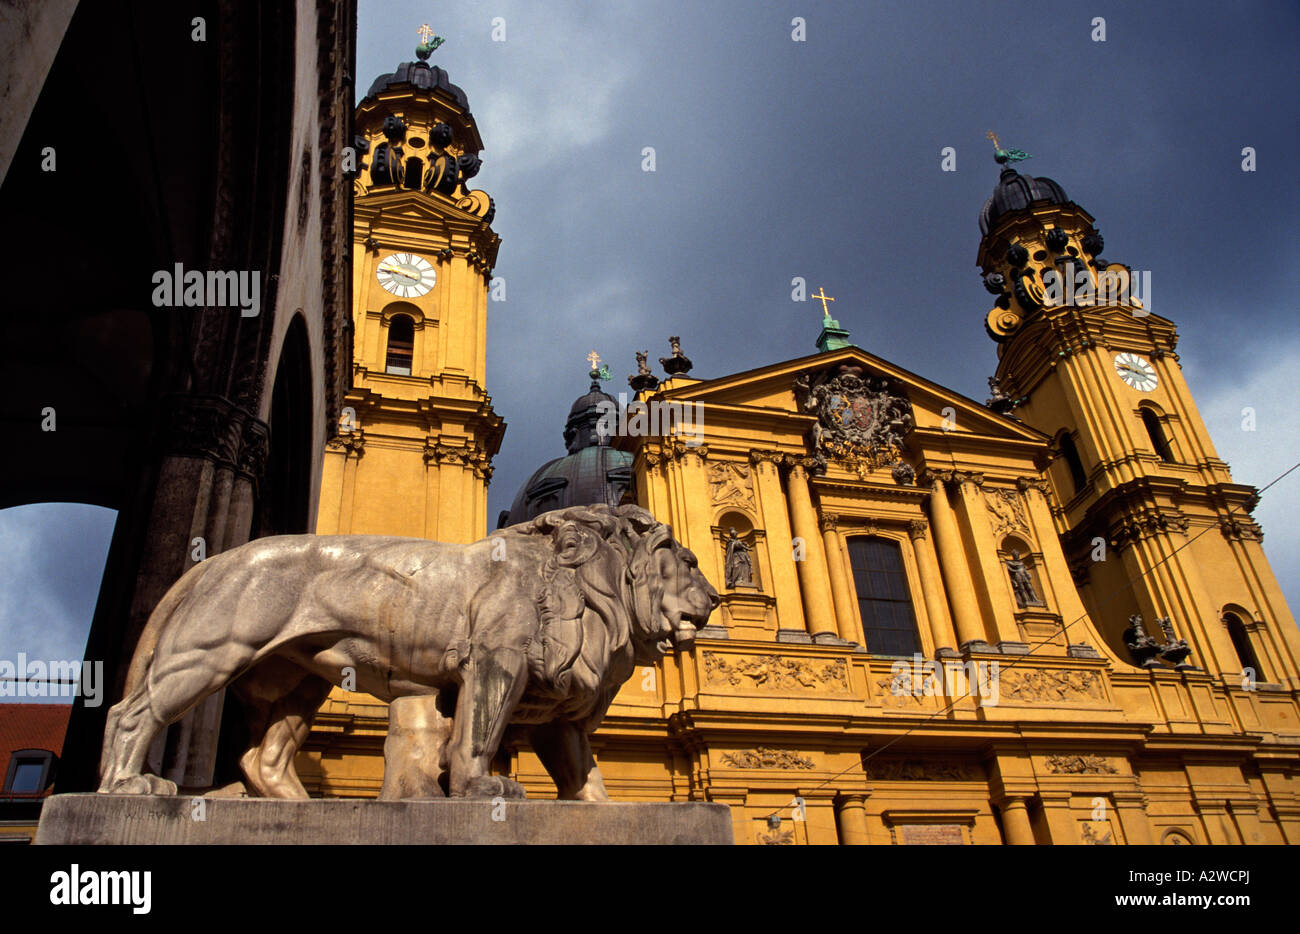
[122,560,211,697]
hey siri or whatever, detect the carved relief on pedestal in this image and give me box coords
[999,668,1104,704]
[703,652,850,694]
[708,461,754,509]
[1045,754,1119,775]
[720,748,816,770]
[864,759,980,781]
[1080,821,1114,845]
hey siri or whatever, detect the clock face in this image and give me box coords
[376,253,435,297]
[1114,352,1158,391]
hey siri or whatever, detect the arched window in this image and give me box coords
[404,156,423,190]
[1141,407,1175,463]
[847,537,921,657]
[1057,431,1088,494]
[1223,612,1267,682]
[385,314,414,375]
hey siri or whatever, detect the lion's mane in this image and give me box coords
[513,505,671,708]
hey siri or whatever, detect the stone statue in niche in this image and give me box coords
[96,504,718,801]
[724,527,753,589]
[1006,550,1043,607]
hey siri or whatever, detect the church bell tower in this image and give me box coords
[316,34,504,543]
[976,143,1299,689]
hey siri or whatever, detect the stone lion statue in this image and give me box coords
[98,504,718,801]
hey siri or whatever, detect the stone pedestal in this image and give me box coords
[34,794,734,845]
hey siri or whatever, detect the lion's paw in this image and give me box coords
[460,776,527,800]
[102,774,178,796]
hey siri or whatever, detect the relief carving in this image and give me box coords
[984,488,1029,536]
[709,461,754,509]
[703,652,849,693]
[1000,669,1104,703]
[1045,754,1118,775]
[793,364,914,478]
[721,748,816,770]
[875,676,928,707]
[864,759,979,781]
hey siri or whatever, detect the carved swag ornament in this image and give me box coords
[793,364,914,478]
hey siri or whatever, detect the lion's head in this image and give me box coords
[516,505,720,696]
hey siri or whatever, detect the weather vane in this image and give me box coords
[416,24,445,60]
[811,286,835,318]
[587,350,611,382]
[987,130,1031,166]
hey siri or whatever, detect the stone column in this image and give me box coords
[786,459,838,640]
[1112,791,1153,845]
[951,472,1020,644]
[335,433,364,534]
[922,471,985,647]
[674,444,721,589]
[999,795,1036,845]
[421,441,444,540]
[834,793,870,845]
[1018,478,1095,638]
[820,515,861,644]
[907,519,956,654]
[750,451,806,634]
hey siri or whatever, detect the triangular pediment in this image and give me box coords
[657,346,1047,447]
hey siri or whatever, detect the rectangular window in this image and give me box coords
[848,537,922,657]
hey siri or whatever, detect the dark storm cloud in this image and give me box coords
[358,0,1299,600]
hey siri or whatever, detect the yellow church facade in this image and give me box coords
[302,52,1300,844]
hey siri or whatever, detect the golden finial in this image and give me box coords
[986,129,1002,151]
[417,23,434,44]
[586,350,601,369]
[811,287,835,318]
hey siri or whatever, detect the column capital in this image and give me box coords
[424,442,483,468]
[1016,476,1051,496]
[670,441,709,462]
[906,518,928,540]
[819,513,840,533]
[917,467,955,487]
[326,430,366,456]
[954,470,985,488]
[787,456,818,479]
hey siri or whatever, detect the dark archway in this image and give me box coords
[257,315,315,539]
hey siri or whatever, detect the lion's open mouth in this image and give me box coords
[656,609,708,653]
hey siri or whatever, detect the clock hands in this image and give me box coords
[377,262,419,282]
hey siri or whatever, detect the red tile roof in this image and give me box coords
[0,704,72,797]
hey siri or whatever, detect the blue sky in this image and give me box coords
[1,0,1296,672]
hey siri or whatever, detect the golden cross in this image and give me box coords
[586,350,601,369]
[417,23,434,44]
[811,287,835,317]
[986,130,1001,151]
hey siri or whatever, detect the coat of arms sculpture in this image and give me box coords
[793,364,914,479]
